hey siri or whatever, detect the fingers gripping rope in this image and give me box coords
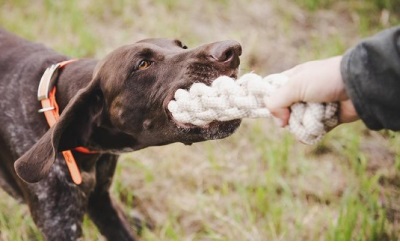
[167,73,338,144]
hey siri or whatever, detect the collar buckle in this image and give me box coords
[37,63,62,101]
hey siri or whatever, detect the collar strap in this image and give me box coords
[38,59,96,185]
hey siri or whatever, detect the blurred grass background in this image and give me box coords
[1,0,400,240]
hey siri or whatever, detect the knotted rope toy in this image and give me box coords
[167,73,338,144]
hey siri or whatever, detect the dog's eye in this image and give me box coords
[138,60,152,70]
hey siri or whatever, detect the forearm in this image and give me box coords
[341,26,400,130]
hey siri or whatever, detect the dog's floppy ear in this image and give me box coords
[14,77,102,183]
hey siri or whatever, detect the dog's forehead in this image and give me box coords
[135,38,186,50]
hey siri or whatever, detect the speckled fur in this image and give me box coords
[0,28,241,240]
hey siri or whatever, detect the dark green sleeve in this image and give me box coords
[341,26,400,130]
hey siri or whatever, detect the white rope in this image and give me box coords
[167,73,338,144]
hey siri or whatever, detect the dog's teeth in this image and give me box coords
[167,101,178,113]
[174,89,189,101]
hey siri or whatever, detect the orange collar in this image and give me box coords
[38,59,96,185]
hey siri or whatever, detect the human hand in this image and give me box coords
[265,56,359,127]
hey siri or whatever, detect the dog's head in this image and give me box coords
[98,38,242,146]
[15,39,242,183]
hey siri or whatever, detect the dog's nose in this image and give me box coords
[208,40,242,63]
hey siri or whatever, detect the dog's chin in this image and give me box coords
[169,120,241,146]
[197,119,241,140]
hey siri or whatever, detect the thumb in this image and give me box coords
[265,81,301,127]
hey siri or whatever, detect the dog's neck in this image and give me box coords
[56,59,97,109]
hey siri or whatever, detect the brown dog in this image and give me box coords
[0,28,242,240]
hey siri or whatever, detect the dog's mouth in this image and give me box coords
[164,68,241,139]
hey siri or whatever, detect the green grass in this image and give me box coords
[0,200,43,240]
[1,0,400,240]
